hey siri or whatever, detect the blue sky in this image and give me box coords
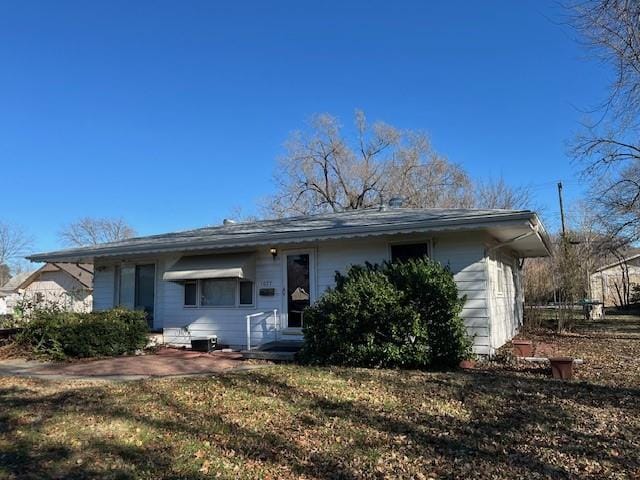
[0,0,610,253]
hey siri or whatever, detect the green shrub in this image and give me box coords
[383,260,473,367]
[17,308,149,360]
[297,258,472,369]
[0,314,18,329]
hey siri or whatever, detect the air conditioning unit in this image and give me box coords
[190,336,218,352]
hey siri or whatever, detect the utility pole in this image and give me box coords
[557,181,566,239]
[557,181,567,330]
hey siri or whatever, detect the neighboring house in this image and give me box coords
[0,271,33,315]
[28,207,551,356]
[0,263,93,314]
[590,253,640,307]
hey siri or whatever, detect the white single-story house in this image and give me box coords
[28,208,551,356]
[0,263,93,315]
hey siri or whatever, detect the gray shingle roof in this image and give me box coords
[0,271,35,294]
[27,207,548,262]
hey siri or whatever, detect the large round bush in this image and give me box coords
[297,258,472,369]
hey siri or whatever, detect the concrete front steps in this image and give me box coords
[241,341,303,361]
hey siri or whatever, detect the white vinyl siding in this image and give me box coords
[431,233,491,355]
[92,231,516,355]
[92,265,115,311]
[160,251,280,348]
[486,250,523,352]
[316,239,389,294]
[314,234,492,355]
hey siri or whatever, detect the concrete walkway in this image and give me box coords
[0,348,250,381]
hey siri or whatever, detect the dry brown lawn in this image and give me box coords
[0,329,638,479]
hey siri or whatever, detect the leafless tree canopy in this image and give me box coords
[59,217,136,247]
[474,177,534,210]
[569,0,640,241]
[0,221,33,286]
[264,111,475,216]
[523,201,638,322]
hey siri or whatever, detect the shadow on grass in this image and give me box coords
[0,365,639,479]
[0,380,364,480]
[218,367,640,477]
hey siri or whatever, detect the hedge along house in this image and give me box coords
[28,208,551,356]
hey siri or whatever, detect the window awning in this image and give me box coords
[163,253,256,281]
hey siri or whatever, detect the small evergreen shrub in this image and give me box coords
[17,308,149,360]
[297,258,472,369]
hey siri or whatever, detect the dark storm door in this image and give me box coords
[135,264,156,328]
[283,252,314,329]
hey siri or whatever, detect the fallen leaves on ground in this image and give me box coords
[0,330,638,479]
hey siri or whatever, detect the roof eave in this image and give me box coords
[27,212,540,264]
[529,214,554,257]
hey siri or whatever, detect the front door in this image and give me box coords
[283,251,314,330]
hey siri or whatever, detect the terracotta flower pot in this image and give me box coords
[549,357,574,380]
[459,359,476,369]
[512,339,533,357]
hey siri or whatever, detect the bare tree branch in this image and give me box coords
[568,0,640,245]
[263,111,476,216]
[474,177,534,210]
[0,221,33,286]
[59,217,136,247]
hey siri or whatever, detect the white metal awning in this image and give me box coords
[163,253,256,281]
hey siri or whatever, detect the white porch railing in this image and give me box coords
[245,309,279,351]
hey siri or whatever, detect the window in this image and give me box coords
[119,265,136,309]
[391,243,430,263]
[239,280,254,305]
[201,278,236,307]
[183,278,255,307]
[115,264,156,326]
[184,281,197,306]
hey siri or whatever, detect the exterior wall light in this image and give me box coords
[270,247,278,259]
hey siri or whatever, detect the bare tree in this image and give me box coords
[0,221,33,285]
[474,177,533,210]
[59,217,136,247]
[568,0,640,242]
[264,111,474,216]
[0,264,10,287]
[523,202,624,330]
[224,205,260,223]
